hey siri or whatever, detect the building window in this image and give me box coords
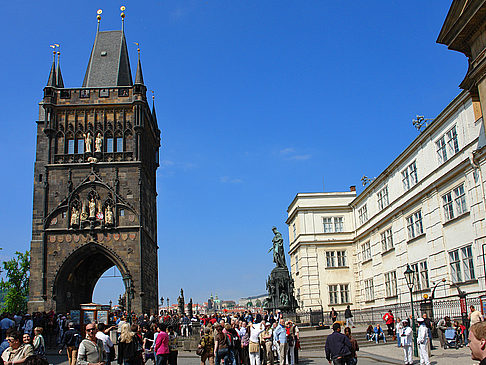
[364,278,374,301]
[106,138,114,153]
[449,245,475,283]
[100,89,110,98]
[411,260,429,291]
[329,285,339,305]
[77,139,84,154]
[381,228,393,252]
[362,242,371,261]
[340,284,349,304]
[385,271,397,297]
[358,205,368,225]
[337,251,346,267]
[295,253,299,273]
[323,218,333,233]
[116,137,123,152]
[407,210,423,239]
[120,209,125,216]
[326,251,346,268]
[377,186,389,210]
[326,251,336,267]
[402,161,418,191]
[437,126,459,164]
[67,139,75,154]
[442,184,467,221]
[323,217,344,233]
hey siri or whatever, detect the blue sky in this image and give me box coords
[0,1,465,307]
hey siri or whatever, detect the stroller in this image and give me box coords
[444,327,460,349]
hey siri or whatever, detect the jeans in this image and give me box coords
[156,354,169,365]
[216,347,232,365]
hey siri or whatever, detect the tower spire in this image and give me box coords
[55,45,64,88]
[46,46,57,87]
[121,6,126,33]
[96,9,102,33]
[134,43,144,85]
[152,91,157,120]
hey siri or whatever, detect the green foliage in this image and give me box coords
[0,251,30,314]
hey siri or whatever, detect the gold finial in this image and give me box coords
[134,42,140,54]
[97,9,102,21]
[50,44,56,55]
[151,90,155,101]
[120,5,126,18]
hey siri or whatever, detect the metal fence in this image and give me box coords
[294,294,483,326]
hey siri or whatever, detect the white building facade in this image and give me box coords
[287,91,486,312]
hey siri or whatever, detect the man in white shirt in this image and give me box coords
[96,323,114,365]
[400,319,413,365]
[417,318,430,365]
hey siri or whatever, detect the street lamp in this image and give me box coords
[404,264,418,357]
[123,274,132,323]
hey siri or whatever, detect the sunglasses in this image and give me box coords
[86,328,96,332]
[6,339,15,342]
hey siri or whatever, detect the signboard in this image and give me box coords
[481,296,486,315]
[460,297,467,315]
[97,310,108,324]
[84,311,95,324]
[70,310,80,325]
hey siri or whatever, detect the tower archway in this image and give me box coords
[53,242,130,314]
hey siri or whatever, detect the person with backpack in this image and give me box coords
[214,325,231,365]
[224,323,239,365]
[198,327,214,365]
[118,323,143,365]
[58,322,81,365]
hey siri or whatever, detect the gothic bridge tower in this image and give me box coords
[29,15,160,314]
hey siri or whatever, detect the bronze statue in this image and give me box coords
[177,288,185,315]
[269,226,287,268]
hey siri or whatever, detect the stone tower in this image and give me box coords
[28,21,160,314]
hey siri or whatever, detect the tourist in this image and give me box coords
[248,321,264,365]
[285,320,297,365]
[398,319,412,365]
[437,316,450,349]
[382,310,395,338]
[0,317,15,343]
[77,323,105,365]
[329,308,338,324]
[344,306,354,328]
[239,322,250,365]
[96,324,114,365]
[58,322,81,365]
[32,328,45,358]
[417,318,430,365]
[261,323,273,365]
[167,326,178,365]
[373,324,386,344]
[2,329,34,365]
[325,323,352,365]
[198,327,214,365]
[273,319,287,365]
[214,324,230,365]
[22,335,32,347]
[154,323,169,365]
[395,318,402,347]
[365,325,374,341]
[470,306,485,326]
[454,321,466,347]
[468,321,486,364]
[344,327,359,365]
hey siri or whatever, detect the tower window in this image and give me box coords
[67,139,75,154]
[80,89,90,98]
[106,138,114,153]
[39,174,43,182]
[116,137,123,152]
[77,139,84,154]
[120,209,125,216]
[100,89,110,98]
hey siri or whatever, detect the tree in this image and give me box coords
[0,251,30,314]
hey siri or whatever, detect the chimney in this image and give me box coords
[350,185,356,192]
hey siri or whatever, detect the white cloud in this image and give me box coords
[279,147,312,161]
[279,147,295,155]
[289,154,311,161]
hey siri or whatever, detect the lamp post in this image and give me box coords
[404,264,418,357]
[123,274,132,324]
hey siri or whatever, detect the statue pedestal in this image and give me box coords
[265,266,298,312]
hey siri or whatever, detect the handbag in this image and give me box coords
[249,341,260,353]
[196,347,205,356]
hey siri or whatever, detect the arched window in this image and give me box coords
[115,131,123,152]
[55,132,64,155]
[66,132,75,154]
[105,132,114,153]
[76,132,84,154]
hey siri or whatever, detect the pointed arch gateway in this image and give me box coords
[53,242,130,313]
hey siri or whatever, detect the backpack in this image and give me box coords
[225,332,234,348]
[226,330,239,349]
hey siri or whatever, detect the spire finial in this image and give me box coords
[120,6,126,32]
[47,45,57,87]
[152,90,155,105]
[97,9,102,33]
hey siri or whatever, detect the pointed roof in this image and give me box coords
[56,61,64,88]
[46,56,57,87]
[83,30,133,87]
[135,55,144,85]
